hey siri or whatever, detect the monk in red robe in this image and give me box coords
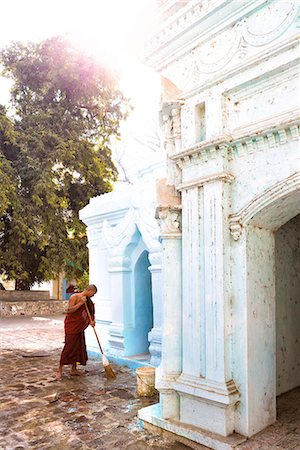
[56,284,97,381]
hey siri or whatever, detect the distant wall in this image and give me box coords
[0,299,68,317]
[0,290,50,301]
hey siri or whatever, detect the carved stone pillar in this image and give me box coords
[107,255,132,355]
[155,206,182,420]
[161,102,182,186]
[174,175,239,436]
[148,250,163,366]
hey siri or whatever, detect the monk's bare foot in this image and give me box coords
[55,370,62,381]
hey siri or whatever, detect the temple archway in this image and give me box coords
[235,180,300,436]
[275,214,300,397]
[132,250,153,356]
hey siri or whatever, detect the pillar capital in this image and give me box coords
[155,206,182,238]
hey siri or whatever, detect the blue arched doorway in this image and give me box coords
[132,250,153,355]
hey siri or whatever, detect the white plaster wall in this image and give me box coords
[230,138,300,217]
[31,281,55,299]
[230,233,248,436]
[141,0,300,441]
[246,225,276,435]
[276,213,300,396]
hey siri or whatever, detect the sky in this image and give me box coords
[0,0,163,179]
[0,0,159,101]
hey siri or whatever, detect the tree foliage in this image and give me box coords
[0,37,126,289]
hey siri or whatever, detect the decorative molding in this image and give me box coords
[194,21,242,75]
[182,35,300,99]
[149,1,299,97]
[229,172,300,239]
[155,206,182,237]
[223,63,299,103]
[229,222,243,241]
[136,209,161,252]
[171,118,300,169]
[101,205,161,254]
[145,0,223,59]
[86,225,102,246]
[170,137,232,167]
[146,0,299,91]
[242,1,298,48]
[178,172,234,191]
[161,102,183,155]
[108,324,126,354]
[174,374,239,405]
[144,0,270,67]
[102,208,137,252]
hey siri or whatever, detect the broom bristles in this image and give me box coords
[104,363,116,379]
[101,353,116,379]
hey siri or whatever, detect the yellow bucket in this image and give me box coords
[136,367,157,397]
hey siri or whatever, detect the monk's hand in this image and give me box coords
[90,320,96,328]
[80,295,88,304]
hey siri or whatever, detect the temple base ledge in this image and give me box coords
[87,350,154,370]
[138,403,247,450]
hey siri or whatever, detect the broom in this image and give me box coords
[84,302,116,379]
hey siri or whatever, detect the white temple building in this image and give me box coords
[136,0,300,448]
[80,69,165,366]
[81,0,299,448]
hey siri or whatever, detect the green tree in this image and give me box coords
[0,37,126,289]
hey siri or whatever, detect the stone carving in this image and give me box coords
[242,1,298,47]
[172,107,182,151]
[156,1,298,93]
[155,206,182,236]
[172,121,300,169]
[194,22,242,75]
[136,208,161,252]
[162,113,174,152]
[145,0,229,58]
[102,208,137,252]
[161,103,182,154]
[161,103,183,185]
[178,172,234,191]
[102,205,161,256]
[229,222,243,241]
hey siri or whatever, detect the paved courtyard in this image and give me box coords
[0,316,299,450]
[0,316,192,450]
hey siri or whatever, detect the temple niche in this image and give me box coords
[138,0,300,448]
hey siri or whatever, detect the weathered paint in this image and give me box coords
[276,214,300,396]
[139,0,300,446]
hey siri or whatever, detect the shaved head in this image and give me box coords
[86,284,97,293]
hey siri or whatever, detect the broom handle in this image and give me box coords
[84,301,104,355]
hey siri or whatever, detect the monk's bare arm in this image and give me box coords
[66,294,87,314]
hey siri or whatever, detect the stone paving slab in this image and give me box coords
[0,316,193,450]
[0,316,299,450]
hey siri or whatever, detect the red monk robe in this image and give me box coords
[56,285,97,381]
[60,297,95,366]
